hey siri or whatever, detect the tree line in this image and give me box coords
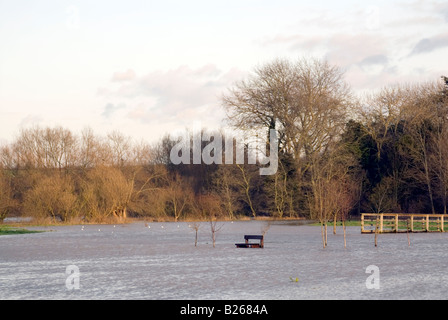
[1,58,447,237]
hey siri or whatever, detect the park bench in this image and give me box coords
[235,235,264,248]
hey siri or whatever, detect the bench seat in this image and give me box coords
[235,234,264,248]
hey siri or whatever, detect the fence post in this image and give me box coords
[426,215,429,232]
[361,214,365,233]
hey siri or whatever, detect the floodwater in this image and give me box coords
[1,220,448,300]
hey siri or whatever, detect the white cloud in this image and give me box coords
[256,0,447,94]
[101,103,126,118]
[98,64,245,133]
[358,54,389,67]
[410,33,448,56]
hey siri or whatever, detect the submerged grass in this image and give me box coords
[0,225,44,236]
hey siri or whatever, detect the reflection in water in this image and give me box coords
[1,221,448,299]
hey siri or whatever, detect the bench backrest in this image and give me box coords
[244,235,263,241]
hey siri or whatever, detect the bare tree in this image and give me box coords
[81,166,133,223]
[359,87,407,160]
[24,173,78,223]
[0,144,16,170]
[193,194,224,247]
[264,158,292,218]
[45,126,78,171]
[0,169,16,223]
[209,218,224,248]
[431,116,448,214]
[368,176,395,214]
[12,126,78,171]
[261,220,272,237]
[222,57,352,218]
[79,127,110,168]
[213,165,238,220]
[164,174,192,222]
[308,142,359,248]
[336,177,359,248]
[107,130,132,167]
[236,163,257,217]
[223,57,350,158]
[130,140,153,166]
[190,222,201,247]
[307,155,334,248]
[127,164,168,217]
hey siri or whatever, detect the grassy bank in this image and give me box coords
[309,220,362,227]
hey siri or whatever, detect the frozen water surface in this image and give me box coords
[1,221,448,300]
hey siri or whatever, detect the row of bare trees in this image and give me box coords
[358,81,448,214]
[0,58,447,246]
[0,126,266,224]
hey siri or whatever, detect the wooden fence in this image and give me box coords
[361,213,448,234]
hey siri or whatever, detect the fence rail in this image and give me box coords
[361,213,448,234]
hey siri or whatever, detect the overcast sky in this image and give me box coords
[0,0,447,144]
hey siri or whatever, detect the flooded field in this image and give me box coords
[1,220,448,300]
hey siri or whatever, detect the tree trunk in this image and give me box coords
[324,222,328,247]
[333,212,337,234]
[195,229,198,247]
[424,161,436,214]
[321,222,326,248]
[343,220,347,248]
[374,217,379,247]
